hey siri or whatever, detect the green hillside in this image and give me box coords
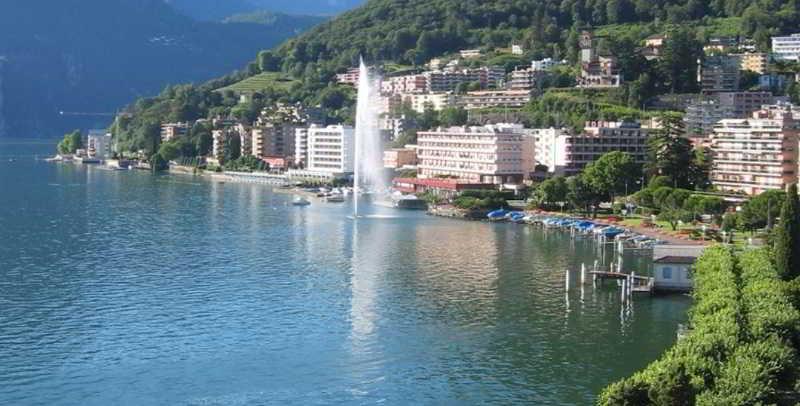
[112,0,800,154]
[216,72,299,93]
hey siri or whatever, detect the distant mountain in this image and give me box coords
[0,0,323,138]
[166,0,364,20]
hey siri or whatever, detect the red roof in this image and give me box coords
[392,177,493,191]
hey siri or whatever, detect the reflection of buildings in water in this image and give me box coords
[409,221,500,321]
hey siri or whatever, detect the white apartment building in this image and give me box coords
[709,105,800,195]
[529,128,570,175]
[307,125,355,174]
[402,93,458,113]
[460,90,532,110]
[294,127,309,166]
[416,124,535,184]
[772,33,800,61]
[531,58,561,71]
[212,130,227,161]
[87,131,113,159]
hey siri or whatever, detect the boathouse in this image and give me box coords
[652,245,706,292]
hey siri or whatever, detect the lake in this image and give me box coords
[0,139,690,405]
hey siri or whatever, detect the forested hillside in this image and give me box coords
[110,0,800,154]
[276,0,798,74]
[0,0,322,138]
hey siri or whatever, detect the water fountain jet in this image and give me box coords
[352,58,386,218]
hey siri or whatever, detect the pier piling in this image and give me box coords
[565,269,570,292]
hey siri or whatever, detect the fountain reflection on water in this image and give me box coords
[352,58,387,218]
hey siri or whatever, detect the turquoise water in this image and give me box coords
[0,140,690,405]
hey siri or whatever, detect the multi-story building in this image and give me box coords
[509,68,541,90]
[561,121,655,174]
[578,31,622,88]
[240,126,252,158]
[709,105,800,195]
[460,49,482,59]
[160,122,189,142]
[716,91,776,117]
[699,55,741,93]
[529,128,570,175]
[381,74,428,94]
[379,115,410,141]
[684,99,735,140]
[704,36,738,53]
[642,34,667,60]
[294,127,309,166]
[733,52,769,74]
[531,58,561,71]
[335,67,360,85]
[306,125,355,175]
[772,33,800,61]
[87,130,113,159]
[425,66,505,92]
[383,148,418,169]
[416,124,535,184]
[212,129,228,161]
[402,93,458,113]
[459,90,532,110]
[251,123,297,160]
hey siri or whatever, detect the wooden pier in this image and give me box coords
[590,271,655,294]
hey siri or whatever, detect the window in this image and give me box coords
[662,266,673,280]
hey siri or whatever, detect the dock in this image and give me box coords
[590,271,654,294]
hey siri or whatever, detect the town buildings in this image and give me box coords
[716,91,777,117]
[459,90,532,110]
[336,67,360,85]
[509,68,542,91]
[642,34,666,60]
[709,104,800,195]
[684,99,734,140]
[402,93,458,113]
[699,55,740,93]
[294,127,309,166]
[577,32,621,88]
[733,52,769,74]
[160,122,189,142]
[772,33,800,61]
[416,124,535,184]
[306,125,355,175]
[531,58,561,71]
[87,131,113,159]
[383,147,418,169]
[251,123,297,160]
[529,128,570,175]
[561,121,655,174]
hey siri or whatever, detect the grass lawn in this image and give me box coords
[216,72,299,94]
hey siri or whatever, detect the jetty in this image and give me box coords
[590,271,655,294]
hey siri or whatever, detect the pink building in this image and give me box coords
[416,124,535,185]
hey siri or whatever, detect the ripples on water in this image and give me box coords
[0,143,690,405]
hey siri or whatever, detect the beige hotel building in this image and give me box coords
[710,104,800,195]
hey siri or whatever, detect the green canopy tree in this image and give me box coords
[774,184,800,280]
[646,113,695,188]
[582,151,641,203]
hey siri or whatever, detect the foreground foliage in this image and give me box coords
[598,246,800,405]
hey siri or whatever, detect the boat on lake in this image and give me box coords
[292,197,311,206]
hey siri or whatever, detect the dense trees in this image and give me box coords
[773,184,800,280]
[600,246,800,405]
[582,151,641,203]
[56,130,83,155]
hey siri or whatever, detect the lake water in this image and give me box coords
[0,139,690,405]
